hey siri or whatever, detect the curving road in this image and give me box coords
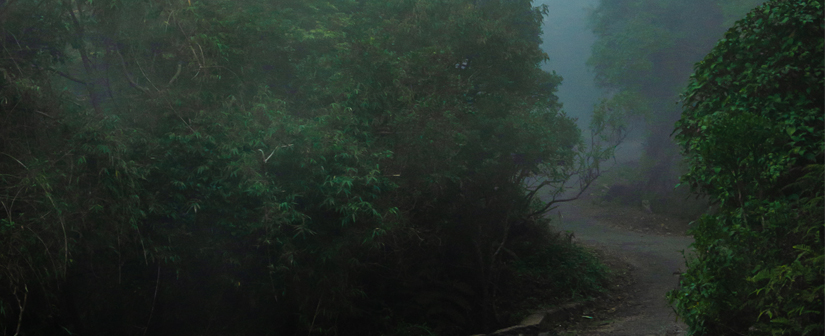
[549,201,693,336]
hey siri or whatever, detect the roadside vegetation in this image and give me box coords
[0,0,615,335]
[584,0,823,334]
[586,0,765,218]
[669,0,824,334]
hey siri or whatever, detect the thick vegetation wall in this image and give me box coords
[0,0,611,335]
[670,0,824,334]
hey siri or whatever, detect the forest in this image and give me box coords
[0,0,822,335]
[0,0,612,334]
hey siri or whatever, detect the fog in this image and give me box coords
[536,0,600,131]
[536,0,644,164]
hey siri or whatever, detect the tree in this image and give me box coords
[0,0,614,334]
[670,0,824,334]
[587,0,764,211]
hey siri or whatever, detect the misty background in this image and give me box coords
[537,0,643,167]
[537,0,600,130]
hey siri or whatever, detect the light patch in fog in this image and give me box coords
[535,0,601,130]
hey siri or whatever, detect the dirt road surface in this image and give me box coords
[549,199,694,336]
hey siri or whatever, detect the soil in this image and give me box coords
[548,195,695,336]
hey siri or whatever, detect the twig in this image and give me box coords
[34,110,54,119]
[136,225,148,265]
[3,31,24,76]
[197,44,206,67]
[116,48,150,93]
[188,45,202,79]
[44,193,68,277]
[143,264,161,336]
[308,298,322,336]
[45,67,87,85]
[0,153,27,170]
[13,284,27,336]
[164,9,175,32]
[134,57,159,91]
[27,226,59,281]
[167,62,182,86]
[491,205,515,259]
[259,149,276,163]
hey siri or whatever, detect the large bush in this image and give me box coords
[670,0,824,334]
[0,0,612,334]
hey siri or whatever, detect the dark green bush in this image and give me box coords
[670,1,824,334]
[0,0,614,335]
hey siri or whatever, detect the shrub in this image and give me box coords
[669,1,824,334]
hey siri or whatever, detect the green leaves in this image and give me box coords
[670,1,824,334]
[0,0,594,334]
[587,0,764,202]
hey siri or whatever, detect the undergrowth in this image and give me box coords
[494,216,610,326]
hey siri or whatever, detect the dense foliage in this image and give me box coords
[587,0,764,212]
[670,0,824,334]
[0,0,613,334]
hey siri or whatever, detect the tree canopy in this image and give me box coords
[0,0,612,334]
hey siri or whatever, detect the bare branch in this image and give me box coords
[116,48,150,93]
[142,264,161,336]
[34,110,54,119]
[1,153,27,170]
[45,68,87,85]
[13,284,27,336]
[167,62,182,86]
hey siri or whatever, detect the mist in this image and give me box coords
[536,0,601,131]
[1,0,816,334]
[536,0,644,165]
